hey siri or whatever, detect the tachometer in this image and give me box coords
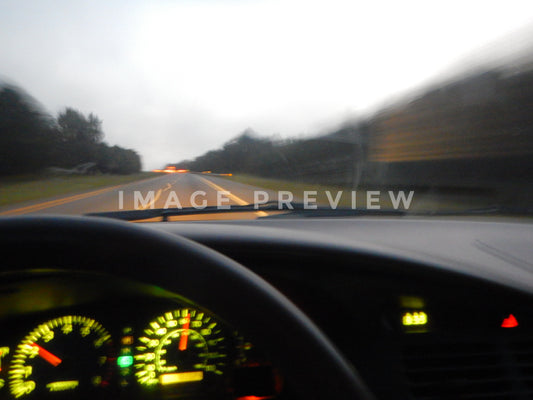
[8,316,113,398]
[134,308,227,388]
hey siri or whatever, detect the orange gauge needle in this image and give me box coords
[179,313,190,351]
[0,347,6,372]
[31,343,62,367]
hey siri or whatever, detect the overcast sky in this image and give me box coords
[1,0,533,170]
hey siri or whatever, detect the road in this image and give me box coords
[0,173,279,220]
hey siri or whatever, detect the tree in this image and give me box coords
[55,108,104,166]
[95,143,142,174]
[0,84,56,175]
[57,108,103,144]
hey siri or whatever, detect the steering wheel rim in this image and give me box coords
[0,215,374,400]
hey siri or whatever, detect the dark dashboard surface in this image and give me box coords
[154,217,533,399]
[2,216,533,400]
[153,217,533,294]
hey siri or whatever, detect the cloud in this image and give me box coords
[1,0,533,169]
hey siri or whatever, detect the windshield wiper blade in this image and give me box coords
[86,202,279,221]
[260,206,406,218]
[425,205,533,216]
[86,201,406,221]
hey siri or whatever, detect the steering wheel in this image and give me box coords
[0,215,374,400]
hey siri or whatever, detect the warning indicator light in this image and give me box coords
[501,314,519,328]
[402,311,428,326]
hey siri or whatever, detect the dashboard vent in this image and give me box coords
[402,335,533,399]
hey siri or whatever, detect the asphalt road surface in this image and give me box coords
[0,173,280,220]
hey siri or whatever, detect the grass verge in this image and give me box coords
[222,174,389,208]
[0,172,159,208]
[223,174,504,212]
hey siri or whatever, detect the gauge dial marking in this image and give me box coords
[135,308,228,387]
[8,315,112,398]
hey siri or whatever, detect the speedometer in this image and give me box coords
[8,315,113,398]
[134,308,227,388]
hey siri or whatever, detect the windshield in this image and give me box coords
[1,1,533,220]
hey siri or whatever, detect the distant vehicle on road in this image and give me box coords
[152,166,189,173]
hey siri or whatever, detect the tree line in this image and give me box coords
[178,64,533,191]
[0,84,141,176]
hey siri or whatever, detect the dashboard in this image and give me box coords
[183,218,533,400]
[1,215,533,400]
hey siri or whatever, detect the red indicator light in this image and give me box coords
[235,397,274,400]
[501,314,519,328]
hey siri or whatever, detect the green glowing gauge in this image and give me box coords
[8,316,112,398]
[134,308,227,387]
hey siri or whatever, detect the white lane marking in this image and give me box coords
[139,175,185,210]
[140,188,162,210]
[143,175,180,208]
[196,176,268,217]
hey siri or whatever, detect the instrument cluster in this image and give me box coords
[0,274,280,400]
